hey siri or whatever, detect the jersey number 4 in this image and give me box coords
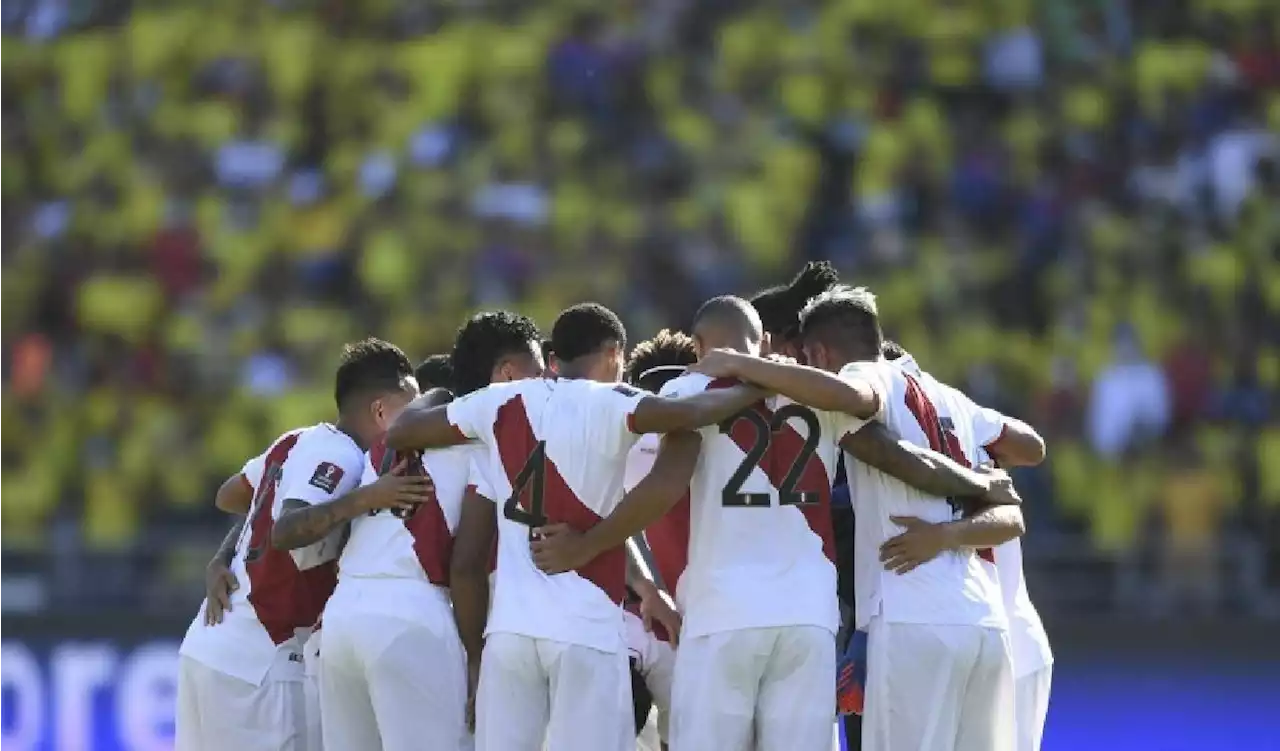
[504,440,549,534]
[719,404,821,507]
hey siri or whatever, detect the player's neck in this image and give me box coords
[556,361,601,382]
[334,416,370,451]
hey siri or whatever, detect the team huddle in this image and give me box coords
[175,262,1054,751]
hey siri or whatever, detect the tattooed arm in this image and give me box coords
[204,516,245,625]
[270,470,433,551]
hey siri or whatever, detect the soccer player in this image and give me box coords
[700,287,1021,751]
[537,297,1014,751]
[878,342,1052,751]
[384,302,764,751]
[620,329,700,749]
[269,386,476,751]
[749,260,841,362]
[176,338,425,751]
[415,353,455,393]
[751,261,863,748]
[437,311,547,729]
[623,329,700,601]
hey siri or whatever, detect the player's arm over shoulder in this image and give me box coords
[386,385,485,452]
[269,433,367,559]
[840,422,996,501]
[704,353,883,421]
[628,376,764,435]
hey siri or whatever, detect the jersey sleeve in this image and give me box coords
[623,433,661,492]
[467,453,496,501]
[834,361,890,434]
[446,385,503,444]
[273,433,364,512]
[944,384,1008,448]
[240,449,269,495]
[274,431,364,570]
[586,382,649,455]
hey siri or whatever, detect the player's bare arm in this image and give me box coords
[840,424,1021,506]
[985,417,1047,467]
[627,540,682,643]
[879,507,1026,574]
[204,515,245,626]
[532,431,702,573]
[449,485,496,731]
[628,387,767,434]
[214,471,255,514]
[271,460,434,550]
[384,389,471,452]
[692,349,880,418]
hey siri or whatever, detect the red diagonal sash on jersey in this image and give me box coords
[245,433,340,644]
[494,395,627,603]
[902,376,995,564]
[709,378,837,564]
[371,440,455,586]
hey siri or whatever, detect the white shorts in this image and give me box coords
[1014,664,1052,751]
[863,618,1015,751]
[625,610,676,742]
[477,633,632,751]
[670,626,836,751]
[318,590,469,751]
[175,655,320,751]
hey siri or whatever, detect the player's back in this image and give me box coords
[840,361,1005,632]
[660,371,847,638]
[625,432,691,597]
[900,357,1052,673]
[338,440,480,586]
[447,376,649,653]
[181,423,362,685]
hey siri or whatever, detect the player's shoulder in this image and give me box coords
[293,423,363,463]
[658,371,712,398]
[422,442,474,481]
[839,358,900,391]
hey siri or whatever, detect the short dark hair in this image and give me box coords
[549,302,626,363]
[694,295,757,327]
[880,339,907,361]
[750,261,840,341]
[798,285,882,353]
[626,329,698,392]
[451,311,542,396]
[334,338,414,410]
[414,354,454,393]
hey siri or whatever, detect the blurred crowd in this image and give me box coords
[2,0,1278,615]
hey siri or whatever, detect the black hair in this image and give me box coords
[798,285,882,354]
[450,311,543,396]
[750,261,840,341]
[334,338,414,411]
[880,339,907,361]
[626,329,698,392]
[549,302,627,363]
[414,354,454,393]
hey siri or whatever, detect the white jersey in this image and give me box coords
[898,356,1053,678]
[840,361,1006,631]
[180,424,365,685]
[626,433,691,596]
[447,377,647,654]
[327,440,490,618]
[660,372,863,639]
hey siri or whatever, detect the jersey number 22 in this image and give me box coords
[719,404,821,508]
